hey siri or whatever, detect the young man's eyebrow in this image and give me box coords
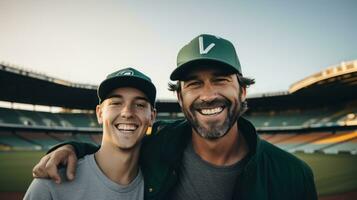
[134,96,150,103]
[106,94,123,99]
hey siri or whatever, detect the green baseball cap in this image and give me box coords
[98,67,156,106]
[170,34,242,80]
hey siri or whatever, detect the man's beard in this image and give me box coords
[182,94,243,139]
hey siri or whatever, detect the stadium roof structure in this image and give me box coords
[289,60,357,94]
[0,63,98,110]
[290,60,357,104]
[248,60,357,110]
[1,60,356,111]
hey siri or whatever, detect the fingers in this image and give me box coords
[45,153,62,184]
[66,153,78,181]
[32,155,50,178]
[31,144,78,184]
[44,145,78,183]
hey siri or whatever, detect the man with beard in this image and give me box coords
[32,34,317,200]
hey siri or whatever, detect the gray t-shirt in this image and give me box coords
[24,154,144,200]
[171,142,248,200]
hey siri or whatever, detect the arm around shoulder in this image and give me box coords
[47,141,100,159]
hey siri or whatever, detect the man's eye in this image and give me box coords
[135,102,147,108]
[187,81,200,87]
[136,104,145,108]
[214,78,229,83]
[217,78,227,81]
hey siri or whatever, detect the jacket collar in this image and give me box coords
[159,117,263,168]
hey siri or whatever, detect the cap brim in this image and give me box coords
[170,58,239,81]
[98,76,156,106]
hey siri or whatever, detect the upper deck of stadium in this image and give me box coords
[1,61,356,152]
[1,60,356,111]
[248,60,357,110]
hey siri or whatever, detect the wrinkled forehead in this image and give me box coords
[179,65,235,81]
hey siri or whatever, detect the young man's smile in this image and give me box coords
[115,123,139,133]
[98,87,155,150]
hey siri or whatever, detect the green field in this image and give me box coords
[0,151,357,196]
[295,152,357,196]
[0,151,45,192]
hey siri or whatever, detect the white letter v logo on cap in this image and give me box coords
[199,36,215,55]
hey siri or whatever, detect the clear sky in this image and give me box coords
[1,0,356,100]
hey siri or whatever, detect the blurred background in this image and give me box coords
[0,0,356,199]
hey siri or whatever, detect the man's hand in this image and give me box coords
[32,145,78,184]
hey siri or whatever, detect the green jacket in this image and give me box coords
[67,117,317,200]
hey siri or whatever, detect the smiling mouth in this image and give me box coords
[197,106,224,116]
[115,123,139,133]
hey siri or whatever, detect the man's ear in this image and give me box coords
[241,86,247,102]
[146,107,157,136]
[150,108,157,125]
[177,92,183,108]
[96,104,103,124]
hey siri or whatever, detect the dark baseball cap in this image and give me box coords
[98,67,156,106]
[170,34,242,81]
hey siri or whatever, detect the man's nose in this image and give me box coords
[120,104,134,118]
[198,82,218,102]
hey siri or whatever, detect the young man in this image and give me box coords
[32,34,317,200]
[24,67,156,200]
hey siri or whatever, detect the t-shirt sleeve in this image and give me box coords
[23,179,53,200]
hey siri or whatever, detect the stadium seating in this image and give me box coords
[36,112,62,127]
[16,110,46,126]
[335,107,357,126]
[245,106,355,129]
[0,107,21,125]
[57,113,98,128]
[262,133,297,143]
[274,132,331,152]
[74,134,98,145]
[0,105,355,130]
[0,105,356,154]
[0,131,40,150]
[48,132,77,142]
[259,134,275,140]
[15,132,61,150]
[0,130,101,151]
[323,135,357,155]
[0,107,99,129]
[291,131,357,153]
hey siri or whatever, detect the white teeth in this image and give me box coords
[200,107,223,115]
[117,124,137,131]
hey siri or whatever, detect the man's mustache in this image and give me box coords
[191,98,231,110]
